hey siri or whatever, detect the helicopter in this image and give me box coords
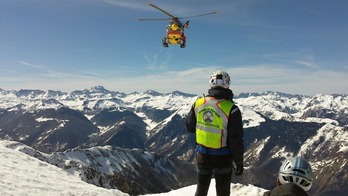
[138,3,218,48]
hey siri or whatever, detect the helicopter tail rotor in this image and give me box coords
[185,20,189,27]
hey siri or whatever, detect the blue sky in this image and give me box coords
[1,0,347,95]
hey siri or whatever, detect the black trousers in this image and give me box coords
[195,152,233,196]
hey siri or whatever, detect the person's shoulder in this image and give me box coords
[230,104,240,114]
[265,183,309,196]
[262,190,271,196]
[281,183,308,195]
[194,96,205,102]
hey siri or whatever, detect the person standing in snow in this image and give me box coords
[186,70,244,196]
[263,157,314,196]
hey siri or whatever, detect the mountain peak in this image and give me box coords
[16,89,46,98]
[144,90,162,96]
[88,86,109,93]
[170,90,197,97]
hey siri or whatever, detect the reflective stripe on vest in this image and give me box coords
[194,97,234,149]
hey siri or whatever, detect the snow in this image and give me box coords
[36,117,55,122]
[0,140,268,196]
[135,111,159,133]
[142,181,267,196]
[255,137,270,155]
[1,89,347,132]
[1,89,347,195]
[0,141,128,196]
[271,146,294,159]
[298,124,348,155]
[239,106,265,128]
[339,146,348,153]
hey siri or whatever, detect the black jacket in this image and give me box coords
[263,183,309,196]
[185,88,244,164]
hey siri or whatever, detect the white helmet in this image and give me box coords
[209,70,230,89]
[278,157,314,191]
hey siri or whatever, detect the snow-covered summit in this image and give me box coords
[0,140,267,196]
[1,86,346,126]
[0,140,129,196]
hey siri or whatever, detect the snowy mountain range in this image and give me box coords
[0,86,347,196]
[0,140,267,196]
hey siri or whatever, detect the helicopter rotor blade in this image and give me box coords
[137,18,171,21]
[147,3,177,19]
[179,11,219,19]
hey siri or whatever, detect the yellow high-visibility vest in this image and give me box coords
[194,97,234,149]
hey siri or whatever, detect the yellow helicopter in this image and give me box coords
[138,3,218,48]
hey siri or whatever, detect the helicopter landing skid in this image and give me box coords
[162,37,169,47]
[162,37,186,48]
